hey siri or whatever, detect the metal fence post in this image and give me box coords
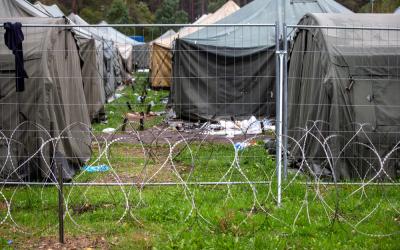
[58,23,66,245]
[275,22,283,207]
[283,23,288,180]
[57,158,65,244]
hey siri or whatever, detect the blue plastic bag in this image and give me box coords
[82,165,110,173]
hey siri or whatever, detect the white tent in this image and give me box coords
[33,1,64,17]
[0,0,48,17]
[97,20,142,46]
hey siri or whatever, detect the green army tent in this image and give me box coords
[172,0,351,121]
[150,0,240,89]
[287,13,400,180]
[0,17,91,181]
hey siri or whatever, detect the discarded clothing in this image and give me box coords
[3,22,28,92]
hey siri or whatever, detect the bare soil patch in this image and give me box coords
[20,235,109,250]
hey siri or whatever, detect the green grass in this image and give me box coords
[92,72,169,132]
[0,72,399,248]
[0,143,399,249]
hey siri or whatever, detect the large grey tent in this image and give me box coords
[98,21,144,81]
[74,33,107,121]
[68,13,109,120]
[132,43,150,70]
[28,4,106,121]
[67,15,124,100]
[172,0,351,121]
[287,13,400,180]
[0,17,91,181]
[3,1,107,121]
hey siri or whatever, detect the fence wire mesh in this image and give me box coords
[0,22,399,248]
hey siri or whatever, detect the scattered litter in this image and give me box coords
[116,85,126,92]
[226,130,235,138]
[160,98,169,104]
[109,111,114,114]
[82,165,110,173]
[168,120,204,131]
[165,114,274,138]
[241,116,262,134]
[7,240,12,245]
[102,127,116,134]
[205,116,275,137]
[234,141,257,151]
[137,69,149,73]
[165,109,177,119]
[262,118,275,131]
[149,101,155,107]
[137,96,146,103]
[107,93,123,103]
[154,111,166,116]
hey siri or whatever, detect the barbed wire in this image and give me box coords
[0,120,398,238]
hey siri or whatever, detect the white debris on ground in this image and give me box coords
[234,141,258,151]
[168,115,275,138]
[160,98,169,104]
[204,116,275,138]
[107,93,123,103]
[107,85,127,103]
[102,127,116,134]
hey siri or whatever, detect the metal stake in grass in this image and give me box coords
[121,117,128,132]
[139,112,145,130]
[146,104,152,114]
[126,101,132,111]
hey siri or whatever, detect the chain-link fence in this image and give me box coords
[0,20,399,247]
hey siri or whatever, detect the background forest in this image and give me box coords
[29,0,400,38]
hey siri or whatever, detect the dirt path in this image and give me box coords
[93,126,272,145]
